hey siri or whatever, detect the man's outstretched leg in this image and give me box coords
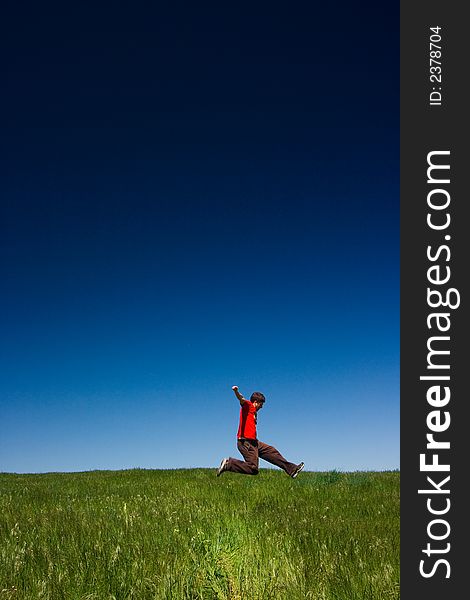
[257,441,304,478]
[217,439,259,476]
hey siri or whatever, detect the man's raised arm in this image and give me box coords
[232,385,246,405]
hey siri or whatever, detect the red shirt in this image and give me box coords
[237,401,257,439]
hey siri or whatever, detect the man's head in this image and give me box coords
[250,391,266,410]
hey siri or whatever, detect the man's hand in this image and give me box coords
[232,385,245,405]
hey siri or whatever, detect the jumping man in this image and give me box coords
[217,385,304,478]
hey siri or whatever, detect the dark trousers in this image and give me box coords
[226,438,298,476]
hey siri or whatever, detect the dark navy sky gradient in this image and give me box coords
[1,3,399,473]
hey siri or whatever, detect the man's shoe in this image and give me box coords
[291,462,304,478]
[217,457,229,477]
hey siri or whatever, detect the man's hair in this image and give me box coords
[250,391,266,404]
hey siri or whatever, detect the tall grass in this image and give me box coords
[0,469,399,599]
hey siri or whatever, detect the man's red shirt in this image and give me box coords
[237,400,257,439]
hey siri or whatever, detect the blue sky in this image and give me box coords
[1,3,399,473]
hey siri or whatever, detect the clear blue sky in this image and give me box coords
[1,3,399,473]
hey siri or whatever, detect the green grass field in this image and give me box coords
[0,469,399,600]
